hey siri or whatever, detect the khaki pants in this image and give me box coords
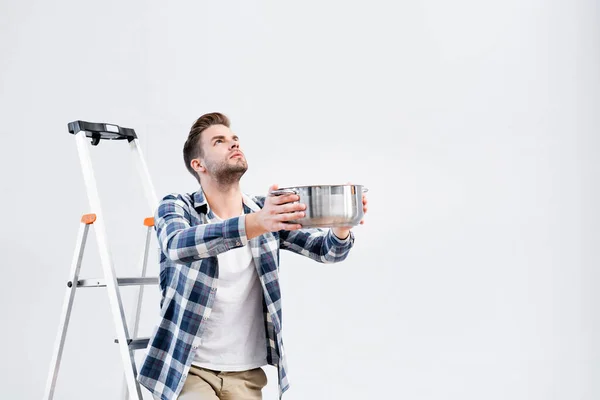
[178,365,268,400]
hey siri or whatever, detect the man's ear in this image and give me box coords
[191,158,205,172]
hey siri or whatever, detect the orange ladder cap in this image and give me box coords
[144,217,155,227]
[81,214,97,225]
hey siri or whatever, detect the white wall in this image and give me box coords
[1,0,598,399]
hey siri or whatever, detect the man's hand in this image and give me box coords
[331,188,368,240]
[246,184,306,239]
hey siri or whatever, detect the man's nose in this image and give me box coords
[229,140,239,149]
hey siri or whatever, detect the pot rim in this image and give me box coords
[277,184,365,189]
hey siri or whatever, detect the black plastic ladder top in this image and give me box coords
[68,120,138,146]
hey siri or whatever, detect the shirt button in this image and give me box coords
[236,241,241,246]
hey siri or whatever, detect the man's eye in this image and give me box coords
[215,140,222,144]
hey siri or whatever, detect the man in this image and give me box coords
[138,112,367,400]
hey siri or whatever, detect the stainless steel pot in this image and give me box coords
[270,184,368,228]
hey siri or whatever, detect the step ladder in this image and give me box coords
[43,121,159,400]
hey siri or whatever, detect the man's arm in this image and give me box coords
[157,189,306,264]
[250,191,355,264]
[278,227,355,264]
[155,194,250,264]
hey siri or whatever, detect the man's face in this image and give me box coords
[199,124,248,184]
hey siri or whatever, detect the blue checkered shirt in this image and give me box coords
[137,187,355,399]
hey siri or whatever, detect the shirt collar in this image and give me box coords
[192,187,208,210]
[192,185,261,216]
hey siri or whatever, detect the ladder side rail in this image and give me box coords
[75,132,143,399]
[43,219,92,400]
[122,223,154,400]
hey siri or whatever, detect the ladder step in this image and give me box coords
[114,337,150,350]
[70,277,158,288]
[117,277,159,286]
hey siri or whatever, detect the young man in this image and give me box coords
[138,112,368,400]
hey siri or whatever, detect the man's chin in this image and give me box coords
[232,160,248,170]
[226,164,248,176]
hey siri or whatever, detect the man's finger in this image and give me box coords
[279,222,302,231]
[278,211,305,221]
[276,202,305,213]
[271,194,300,205]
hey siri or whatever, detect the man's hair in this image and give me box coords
[183,112,231,183]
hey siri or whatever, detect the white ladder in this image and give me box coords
[43,121,158,400]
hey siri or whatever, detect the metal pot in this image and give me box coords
[270,184,368,228]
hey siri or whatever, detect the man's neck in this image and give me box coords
[200,179,244,219]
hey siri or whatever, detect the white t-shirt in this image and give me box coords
[192,212,267,371]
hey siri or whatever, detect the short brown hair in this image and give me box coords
[183,112,231,182]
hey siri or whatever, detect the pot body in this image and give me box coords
[270,184,367,228]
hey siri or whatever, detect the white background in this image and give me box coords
[1,0,599,399]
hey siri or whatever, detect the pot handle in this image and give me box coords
[270,188,299,196]
[362,187,369,193]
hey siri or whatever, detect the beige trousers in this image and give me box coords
[178,365,268,400]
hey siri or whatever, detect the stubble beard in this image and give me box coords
[207,158,248,186]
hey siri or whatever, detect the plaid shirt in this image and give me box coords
[138,187,355,399]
